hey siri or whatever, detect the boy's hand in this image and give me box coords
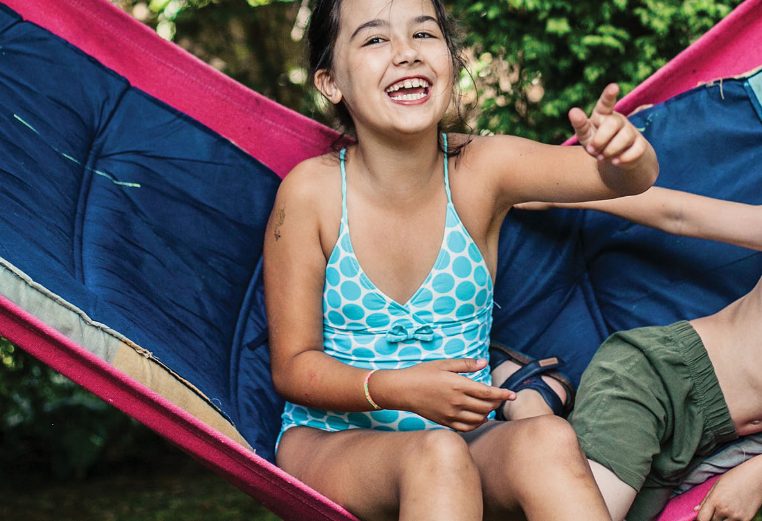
[570,83,649,170]
[374,358,514,432]
[695,457,762,521]
[513,201,556,211]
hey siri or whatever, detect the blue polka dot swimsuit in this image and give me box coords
[279,134,494,438]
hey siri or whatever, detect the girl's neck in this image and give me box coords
[350,128,444,200]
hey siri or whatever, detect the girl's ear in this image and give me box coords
[314,69,343,105]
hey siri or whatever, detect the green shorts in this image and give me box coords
[570,321,737,521]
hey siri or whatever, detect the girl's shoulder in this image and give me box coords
[275,153,343,244]
[278,153,342,204]
[454,132,536,158]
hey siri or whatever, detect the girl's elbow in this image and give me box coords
[274,375,303,404]
[270,361,296,399]
[633,149,660,194]
[622,163,658,197]
[271,371,288,397]
[642,163,659,192]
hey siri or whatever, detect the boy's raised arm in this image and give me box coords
[517,187,762,252]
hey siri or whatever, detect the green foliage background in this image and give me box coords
[0,338,145,480]
[453,0,743,142]
[117,0,743,143]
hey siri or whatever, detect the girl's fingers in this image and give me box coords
[449,412,489,432]
[464,381,513,401]
[569,107,594,145]
[588,114,625,154]
[450,420,487,432]
[570,83,621,147]
[461,395,505,415]
[431,357,488,374]
[600,126,637,160]
[613,139,646,165]
[592,83,620,118]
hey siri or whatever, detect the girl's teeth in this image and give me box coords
[390,92,426,101]
[386,79,429,93]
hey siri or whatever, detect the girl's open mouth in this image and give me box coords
[385,77,431,103]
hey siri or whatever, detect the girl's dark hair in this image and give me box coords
[307,0,472,156]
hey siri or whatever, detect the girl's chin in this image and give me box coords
[379,125,442,141]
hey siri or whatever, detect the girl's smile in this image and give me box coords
[385,76,432,103]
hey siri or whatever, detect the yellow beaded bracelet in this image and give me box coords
[363,369,382,410]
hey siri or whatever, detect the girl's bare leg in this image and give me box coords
[464,416,612,521]
[277,427,483,521]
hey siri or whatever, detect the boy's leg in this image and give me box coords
[569,328,674,520]
[588,459,637,521]
[491,359,569,420]
[277,426,483,521]
[463,416,611,521]
[570,322,722,521]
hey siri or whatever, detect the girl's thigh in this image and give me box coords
[277,426,481,521]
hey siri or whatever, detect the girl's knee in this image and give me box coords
[417,430,471,459]
[403,430,483,503]
[517,416,582,456]
[404,430,476,474]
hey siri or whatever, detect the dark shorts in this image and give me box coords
[570,321,737,520]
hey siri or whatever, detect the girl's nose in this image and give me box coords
[393,39,421,66]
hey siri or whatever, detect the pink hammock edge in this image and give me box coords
[0,295,359,521]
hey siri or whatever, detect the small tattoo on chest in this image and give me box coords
[274,207,285,241]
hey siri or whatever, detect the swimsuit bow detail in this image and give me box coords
[386,324,434,343]
[386,321,435,343]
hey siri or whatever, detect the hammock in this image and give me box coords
[0,1,760,519]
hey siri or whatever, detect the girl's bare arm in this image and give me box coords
[472,84,659,211]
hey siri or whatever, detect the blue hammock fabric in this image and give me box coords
[1,0,761,474]
[0,4,282,460]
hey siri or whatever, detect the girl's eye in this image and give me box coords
[363,37,385,46]
[414,31,435,39]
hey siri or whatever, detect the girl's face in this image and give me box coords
[316,0,454,139]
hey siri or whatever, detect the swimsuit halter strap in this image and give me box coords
[442,133,453,205]
[339,148,348,223]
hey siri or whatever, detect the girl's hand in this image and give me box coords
[374,358,514,432]
[695,458,762,521]
[570,83,648,170]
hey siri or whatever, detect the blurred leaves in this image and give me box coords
[0,338,147,480]
[453,0,743,142]
[113,0,743,142]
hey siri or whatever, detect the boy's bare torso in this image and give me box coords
[691,276,762,436]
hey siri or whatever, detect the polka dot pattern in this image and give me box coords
[280,141,495,440]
